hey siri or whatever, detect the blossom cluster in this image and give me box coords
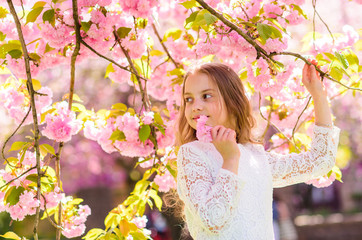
[196,115,212,143]
[61,197,91,238]
[42,101,82,143]
[83,110,171,157]
[0,77,53,125]
[0,151,64,221]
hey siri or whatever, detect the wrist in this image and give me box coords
[311,92,328,102]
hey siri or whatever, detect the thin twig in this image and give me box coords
[80,39,149,82]
[291,96,312,144]
[270,52,362,91]
[41,193,64,230]
[114,31,159,152]
[0,167,36,190]
[6,1,42,239]
[152,23,180,68]
[258,92,296,148]
[195,0,362,92]
[1,106,31,168]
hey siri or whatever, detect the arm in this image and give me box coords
[177,144,244,233]
[268,63,339,187]
[268,125,340,188]
[302,63,333,127]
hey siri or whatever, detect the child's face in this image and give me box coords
[183,72,236,130]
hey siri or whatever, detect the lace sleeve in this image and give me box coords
[177,144,244,234]
[267,125,340,188]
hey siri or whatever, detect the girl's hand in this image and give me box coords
[211,126,240,171]
[302,62,327,98]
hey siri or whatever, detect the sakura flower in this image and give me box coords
[196,115,212,143]
[305,172,336,188]
[132,215,148,228]
[154,170,176,192]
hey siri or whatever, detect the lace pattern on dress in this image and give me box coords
[177,142,244,234]
[266,125,340,188]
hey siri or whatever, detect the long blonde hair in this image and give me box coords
[175,62,257,146]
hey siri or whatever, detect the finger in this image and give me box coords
[225,129,236,141]
[217,127,227,140]
[221,129,231,140]
[211,125,222,140]
[302,63,310,83]
[311,65,321,81]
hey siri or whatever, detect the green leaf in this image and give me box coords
[81,21,92,33]
[117,27,132,39]
[26,7,44,23]
[105,63,115,79]
[71,103,86,112]
[109,129,126,141]
[40,143,56,156]
[185,11,199,29]
[29,53,41,62]
[32,1,47,9]
[0,31,6,41]
[162,28,183,42]
[258,23,283,43]
[204,12,218,25]
[44,43,55,53]
[166,164,177,179]
[291,4,307,19]
[130,231,147,240]
[335,51,349,69]
[4,186,25,206]
[8,49,22,59]
[139,125,151,142]
[0,41,22,59]
[134,180,150,194]
[344,49,359,73]
[32,78,42,91]
[8,141,27,152]
[0,7,9,19]
[82,228,105,240]
[180,0,197,9]
[149,189,162,211]
[0,232,22,240]
[42,9,55,24]
[111,103,127,112]
[154,112,164,125]
[329,66,343,81]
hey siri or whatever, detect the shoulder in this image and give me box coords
[179,141,215,154]
[243,142,265,153]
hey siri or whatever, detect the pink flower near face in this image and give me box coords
[196,115,212,143]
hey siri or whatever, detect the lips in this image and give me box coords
[193,115,208,120]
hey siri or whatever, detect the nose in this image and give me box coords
[192,99,203,112]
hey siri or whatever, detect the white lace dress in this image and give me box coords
[176,125,340,240]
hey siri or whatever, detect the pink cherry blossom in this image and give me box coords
[42,101,82,142]
[196,115,212,143]
[132,215,148,228]
[305,172,336,188]
[153,170,176,192]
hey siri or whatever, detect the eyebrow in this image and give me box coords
[184,89,216,96]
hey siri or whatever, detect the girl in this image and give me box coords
[175,62,340,239]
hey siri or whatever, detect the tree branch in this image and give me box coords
[152,23,180,68]
[6,1,42,239]
[258,92,296,148]
[0,167,36,190]
[80,39,149,82]
[1,106,31,168]
[195,0,362,92]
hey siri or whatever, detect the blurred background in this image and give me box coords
[1,0,362,239]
